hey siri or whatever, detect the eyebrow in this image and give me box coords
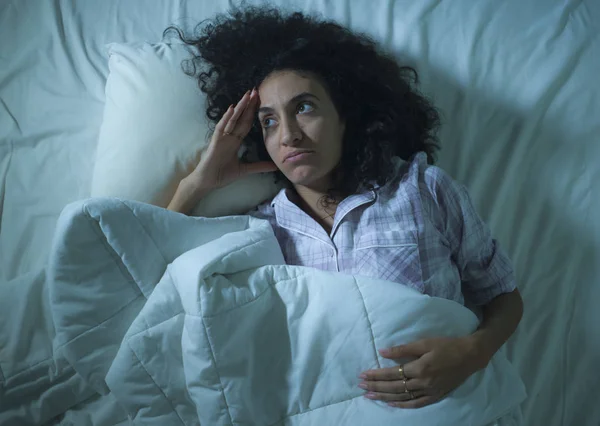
[258,92,320,114]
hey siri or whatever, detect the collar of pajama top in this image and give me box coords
[249,152,516,307]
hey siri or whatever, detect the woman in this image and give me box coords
[166,5,524,413]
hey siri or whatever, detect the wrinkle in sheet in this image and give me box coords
[0,98,21,136]
[0,142,13,232]
[550,0,594,42]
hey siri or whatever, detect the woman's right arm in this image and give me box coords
[166,87,276,215]
[166,178,211,215]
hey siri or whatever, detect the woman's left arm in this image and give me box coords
[358,168,524,408]
[469,288,524,370]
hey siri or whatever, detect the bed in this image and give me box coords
[1,0,599,425]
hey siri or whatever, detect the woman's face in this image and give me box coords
[257,70,345,191]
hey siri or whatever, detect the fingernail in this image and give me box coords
[379,349,390,356]
[358,383,368,390]
[364,393,376,399]
[359,373,367,379]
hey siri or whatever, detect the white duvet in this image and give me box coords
[0,198,525,425]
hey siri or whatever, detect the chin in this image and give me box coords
[285,164,330,188]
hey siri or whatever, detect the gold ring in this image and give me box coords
[403,379,409,393]
[398,366,406,380]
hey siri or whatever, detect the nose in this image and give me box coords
[279,116,302,146]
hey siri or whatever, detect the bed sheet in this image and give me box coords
[1,0,599,425]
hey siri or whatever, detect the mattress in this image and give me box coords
[1,0,599,425]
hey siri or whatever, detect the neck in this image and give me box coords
[292,183,339,220]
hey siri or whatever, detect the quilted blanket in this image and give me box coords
[0,198,526,425]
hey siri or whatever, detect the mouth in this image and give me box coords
[283,150,315,163]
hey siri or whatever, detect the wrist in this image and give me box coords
[180,174,212,199]
[167,176,211,214]
[462,333,494,372]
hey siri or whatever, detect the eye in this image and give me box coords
[297,101,315,114]
[262,117,276,128]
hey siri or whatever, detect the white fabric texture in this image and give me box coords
[91,42,282,216]
[0,198,525,425]
[1,1,599,425]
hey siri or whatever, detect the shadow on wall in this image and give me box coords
[392,56,599,426]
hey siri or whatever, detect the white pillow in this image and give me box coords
[91,42,281,217]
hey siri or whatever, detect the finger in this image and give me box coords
[401,357,430,380]
[360,366,408,381]
[240,161,278,176]
[365,389,430,403]
[364,391,415,402]
[224,90,251,134]
[387,395,441,409]
[235,88,259,136]
[379,340,432,359]
[359,378,424,394]
[214,105,235,135]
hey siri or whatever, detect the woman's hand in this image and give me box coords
[184,88,277,192]
[358,336,484,409]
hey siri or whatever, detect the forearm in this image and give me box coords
[467,288,524,369]
[167,178,210,215]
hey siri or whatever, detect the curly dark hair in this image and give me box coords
[165,3,440,202]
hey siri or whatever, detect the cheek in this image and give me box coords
[305,118,343,152]
[299,116,326,140]
[263,133,279,160]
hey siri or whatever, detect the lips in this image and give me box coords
[283,150,314,162]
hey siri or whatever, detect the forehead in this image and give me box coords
[258,70,327,104]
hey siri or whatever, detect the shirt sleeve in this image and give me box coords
[426,167,517,306]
